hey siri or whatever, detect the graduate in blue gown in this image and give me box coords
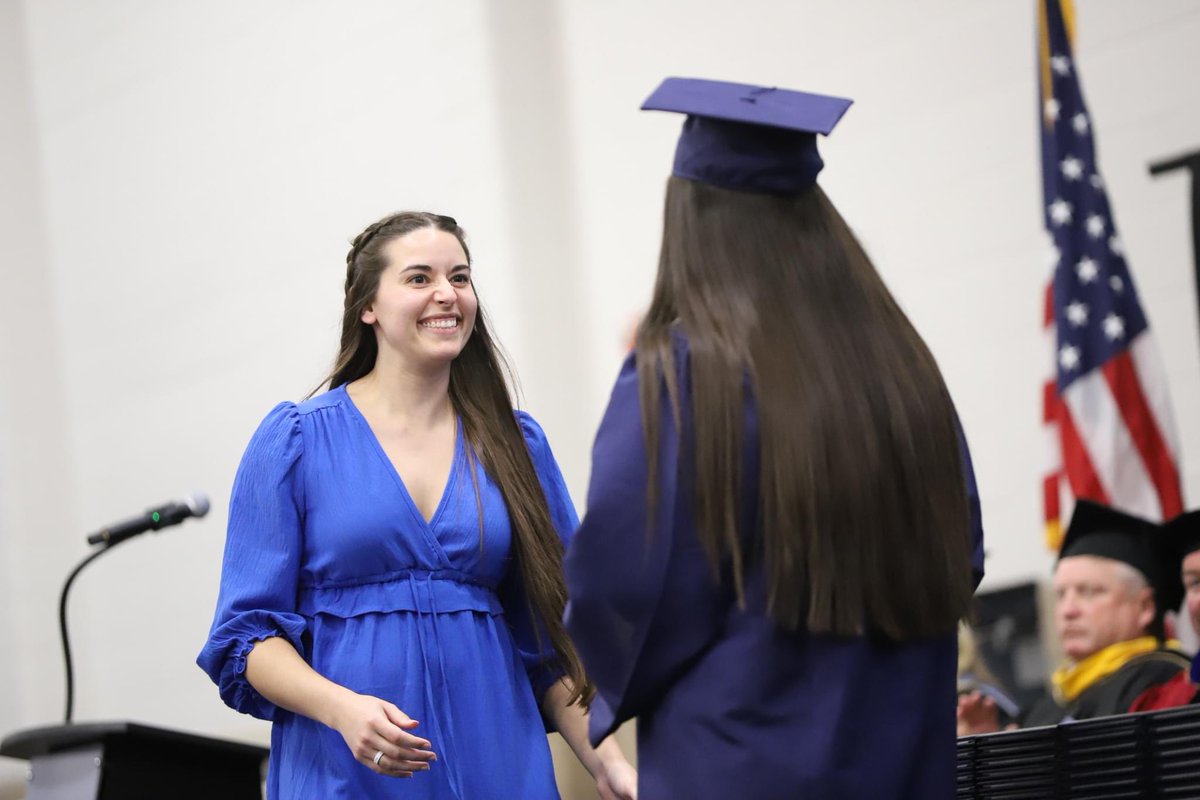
[564,79,985,800]
[198,212,636,799]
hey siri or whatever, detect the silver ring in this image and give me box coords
[373,750,385,766]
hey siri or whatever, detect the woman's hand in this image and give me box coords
[242,639,437,777]
[539,680,637,798]
[331,692,438,778]
[596,755,638,800]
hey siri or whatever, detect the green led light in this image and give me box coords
[151,511,161,523]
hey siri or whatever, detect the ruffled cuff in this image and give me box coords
[529,660,568,733]
[197,610,307,721]
[586,691,617,747]
[528,659,565,703]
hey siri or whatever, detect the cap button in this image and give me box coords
[739,86,778,103]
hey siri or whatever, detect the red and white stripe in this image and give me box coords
[1043,280,1183,549]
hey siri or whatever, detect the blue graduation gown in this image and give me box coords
[564,337,984,800]
[197,386,576,799]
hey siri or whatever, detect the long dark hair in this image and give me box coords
[637,178,973,641]
[319,211,592,704]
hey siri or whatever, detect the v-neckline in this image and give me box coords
[340,385,462,529]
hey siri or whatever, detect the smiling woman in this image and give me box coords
[196,212,636,799]
[361,227,477,373]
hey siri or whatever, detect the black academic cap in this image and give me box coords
[1163,509,1200,564]
[1059,500,1181,614]
[640,77,853,196]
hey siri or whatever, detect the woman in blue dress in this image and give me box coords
[564,79,984,799]
[198,211,636,799]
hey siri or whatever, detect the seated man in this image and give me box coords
[1021,500,1188,726]
[959,501,1187,733]
[1130,509,1200,711]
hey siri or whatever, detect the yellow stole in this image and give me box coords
[1051,636,1177,704]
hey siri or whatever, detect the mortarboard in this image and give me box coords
[640,76,853,196]
[1059,500,1181,614]
[1163,509,1200,563]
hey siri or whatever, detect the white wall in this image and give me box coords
[0,0,77,793]
[3,0,1199,795]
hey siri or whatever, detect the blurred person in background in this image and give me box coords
[961,500,1187,732]
[1130,510,1200,711]
[955,622,1019,735]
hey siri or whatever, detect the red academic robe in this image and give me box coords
[1129,669,1199,712]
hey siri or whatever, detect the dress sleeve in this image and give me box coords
[564,348,724,745]
[497,412,581,705]
[196,402,308,721]
[517,411,581,544]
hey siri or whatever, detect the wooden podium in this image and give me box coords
[1,722,268,800]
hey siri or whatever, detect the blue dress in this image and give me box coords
[197,386,576,799]
[564,336,985,800]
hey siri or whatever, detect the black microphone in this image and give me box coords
[85,492,211,546]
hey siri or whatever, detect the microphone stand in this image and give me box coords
[58,537,132,723]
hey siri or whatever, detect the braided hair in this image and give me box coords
[322,212,469,390]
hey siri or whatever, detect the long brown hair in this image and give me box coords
[637,178,973,641]
[319,211,592,704]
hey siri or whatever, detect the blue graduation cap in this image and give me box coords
[641,77,853,196]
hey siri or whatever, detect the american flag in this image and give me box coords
[1039,0,1184,549]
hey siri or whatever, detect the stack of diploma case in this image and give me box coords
[957,704,1200,798]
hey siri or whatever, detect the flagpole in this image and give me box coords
[1148,150,1200,368]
